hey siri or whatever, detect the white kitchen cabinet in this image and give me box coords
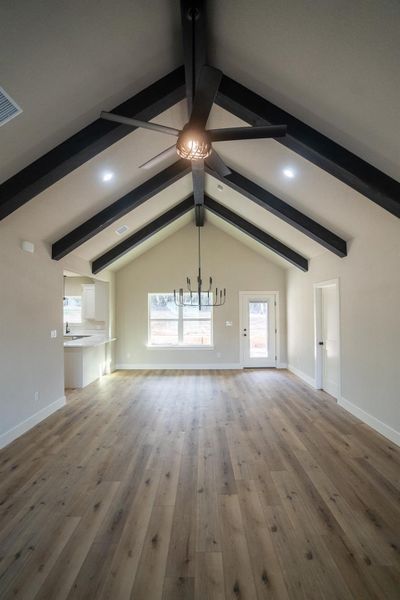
[82,282,108,322]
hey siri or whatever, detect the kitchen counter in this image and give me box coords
[63,334,116,348]
[64,334,116,388]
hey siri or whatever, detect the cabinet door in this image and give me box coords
[94,281,109,322]
[82,285,95,320]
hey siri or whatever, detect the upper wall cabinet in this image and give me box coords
[82,281,109,322]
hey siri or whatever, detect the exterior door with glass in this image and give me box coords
[240,292,277,367]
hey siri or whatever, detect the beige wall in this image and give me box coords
[0,229,65,445]
[115,222,287,367]
[0,228,115,447]
[286,206,400,443]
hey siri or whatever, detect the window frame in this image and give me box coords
[147,293,214,348]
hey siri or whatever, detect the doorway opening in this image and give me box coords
[239,291,278,368]
[314,279,341,399]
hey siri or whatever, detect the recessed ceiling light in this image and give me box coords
[283,168,295,179]
[217,184,224,191]
[101,171,114,182]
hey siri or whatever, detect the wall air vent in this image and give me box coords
[0,87,22,126]
[115,224,129,236]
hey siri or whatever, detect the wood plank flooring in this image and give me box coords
[0,369,399,599]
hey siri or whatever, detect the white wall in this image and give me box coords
[287,206,400,445]
[115,222,287,368]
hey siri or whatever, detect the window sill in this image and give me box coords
[146,344,214,351]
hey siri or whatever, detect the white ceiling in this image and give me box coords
[0,0,398,273]
[1,0,399,183]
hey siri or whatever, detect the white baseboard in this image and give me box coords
[116,363,243,370]
[339,396,400,447]
[287,364,317,388]
[0,396,66,450]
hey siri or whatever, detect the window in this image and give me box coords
[148,293,213,347]
[63,296,82,324]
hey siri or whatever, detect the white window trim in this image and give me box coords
[147,293,213,348]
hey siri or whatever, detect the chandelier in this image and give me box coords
[174,225,226,310]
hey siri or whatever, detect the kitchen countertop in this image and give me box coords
[64,334,116,348]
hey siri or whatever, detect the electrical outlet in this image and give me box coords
[34,391,39,402]
[50,330,57,338]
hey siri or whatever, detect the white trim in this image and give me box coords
[288,364,317,388]
[0,396,66,450]
[116,363,242,370]
[339,396,400,447]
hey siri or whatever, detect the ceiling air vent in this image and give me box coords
[115,224,129,236]
[0,87,22,126]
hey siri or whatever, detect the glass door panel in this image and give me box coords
[249,301,268,358]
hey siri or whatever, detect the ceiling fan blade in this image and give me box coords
[138,145,178,170]
[208,124,287,142]
[100,111,180,136]
[189,66,222,129]
[205,150,231,177]
[192,159,205,205]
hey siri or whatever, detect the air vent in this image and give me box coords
[115,224,129,236]
[0,87,22,126]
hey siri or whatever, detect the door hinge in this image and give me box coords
[275,355,277,361]
[275,328,277,334]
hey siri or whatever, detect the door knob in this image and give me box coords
[318,341,324,346]
[243,333,247,336]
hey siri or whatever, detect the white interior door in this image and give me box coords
[321,286,340,398]
[315,281,340,399]
[240,293,276,367]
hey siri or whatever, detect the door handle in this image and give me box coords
[318,341,324,346]
[243,333,247,336]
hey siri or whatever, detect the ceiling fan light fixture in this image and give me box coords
[176,127,212,160]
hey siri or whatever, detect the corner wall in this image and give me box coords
[286,207,400,445]
[115,223,287,368]
[0,229,65,448]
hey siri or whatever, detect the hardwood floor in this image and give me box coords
[0,369,399,599]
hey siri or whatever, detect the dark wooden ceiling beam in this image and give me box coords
[180,0,207,114]
[0,66,186,221]
[92,197,194,273]
[206,166,347,257]
[216,75,400,219]
[52,160,191,260]
[204,196,308,271]
[180,0,208,212]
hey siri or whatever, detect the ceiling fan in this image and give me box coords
[100,64,287,177]
[99,0,287,224]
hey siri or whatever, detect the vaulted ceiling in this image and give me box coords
[0,0,399,274]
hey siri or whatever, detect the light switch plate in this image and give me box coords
[51,330,57,338]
